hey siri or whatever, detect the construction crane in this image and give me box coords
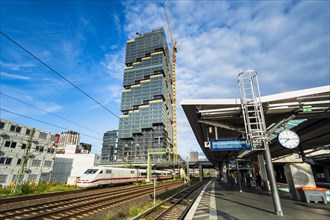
[163,4,178,161]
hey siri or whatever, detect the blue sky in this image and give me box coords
[1,0,329,159]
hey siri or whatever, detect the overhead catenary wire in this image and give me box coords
[0,31,141,134]
[0,108,103,141]
[0,92,103,136]
[0,32,119,118]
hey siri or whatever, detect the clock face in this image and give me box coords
[278,130,300,149]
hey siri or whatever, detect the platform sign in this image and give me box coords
[210,139,251,151]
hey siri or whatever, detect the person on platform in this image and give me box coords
[246,173,251,188]
[256,172,262,191]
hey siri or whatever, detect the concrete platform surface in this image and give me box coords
[185,179,330,220]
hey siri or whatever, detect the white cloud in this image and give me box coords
[36,102,62,113]
[122,0,329,159]
[0,71,30,80]
[102,50,125,80]
[0,61,36,70]
[104,84,122,105]
[3,0,327,159]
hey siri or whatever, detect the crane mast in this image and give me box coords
[163,5,178,161]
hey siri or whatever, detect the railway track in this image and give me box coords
[133,181,205,220]
[0,184,142,211]
[0,180,182,220]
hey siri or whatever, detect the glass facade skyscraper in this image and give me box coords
[101,130,119,163]
[118,28,173,162]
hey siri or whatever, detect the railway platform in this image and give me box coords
[185,179,330,220]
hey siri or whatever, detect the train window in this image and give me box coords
[130,170,135,174]
[84,169,98,174]
[106,170,112,174]
[99,170,103,174]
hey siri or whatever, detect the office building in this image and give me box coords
[101,130,119,163]
[118,28,173,162]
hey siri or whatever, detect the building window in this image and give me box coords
[44,161,52,167]
[0,157,12,165]
[4,141,17,148]
[5,158,12,165]
[17,158,22,165]
[21,143,27,149]
[36,146,45,152]
[39,132,47,140]
[31,160,41,167]
[12,174,17,182]
[10,125,22,133]
[28,174,38,181]
[0,175,7,183]
[0,121,5,129]
[26,129,31,135]
[50,135,57,142]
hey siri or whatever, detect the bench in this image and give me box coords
[298,186,327,204]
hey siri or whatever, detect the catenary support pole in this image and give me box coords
[264,141,283,216]
[199,164,203,182]
[146,152,151,182]
[236,160,242,192]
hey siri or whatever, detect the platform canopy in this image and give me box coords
[181,85,330,166]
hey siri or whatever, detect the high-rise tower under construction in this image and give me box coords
[118,28,173,162]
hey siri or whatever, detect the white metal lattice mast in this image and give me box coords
[238,69,283,216]
[238,70,267,149]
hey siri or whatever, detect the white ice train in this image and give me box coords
[77,166,173,188]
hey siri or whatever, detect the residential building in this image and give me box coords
[77,142,92,154]
[101,130,119,163]
[57,131,80,154]
[0,118,58,187]
[190,151,199,161]
[118,27,173,162]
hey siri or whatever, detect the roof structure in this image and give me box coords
[181,85,330,166]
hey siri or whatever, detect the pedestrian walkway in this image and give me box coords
[185,179,330,220]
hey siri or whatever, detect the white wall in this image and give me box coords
[51,154,100,184]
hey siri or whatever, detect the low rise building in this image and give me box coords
[0,118,59,187]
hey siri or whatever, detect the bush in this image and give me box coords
[0,186,12,197]
[17,181,32,195]
[129,206,142,216]
[106,209,126,220]
[0,182,78,199]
